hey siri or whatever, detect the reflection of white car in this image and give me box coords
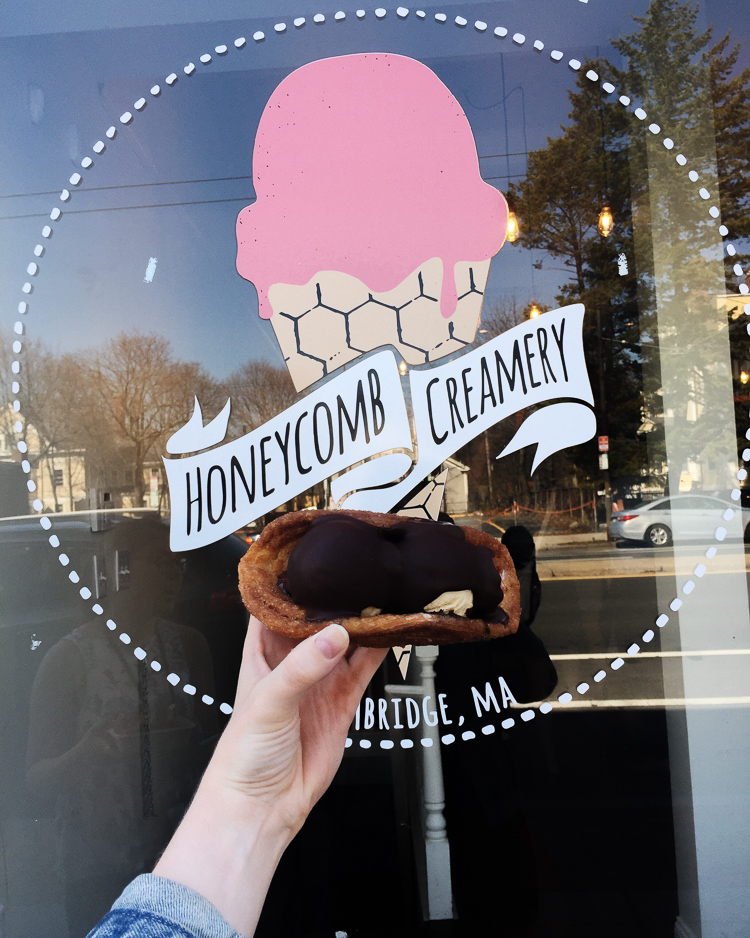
[609,494,750,547]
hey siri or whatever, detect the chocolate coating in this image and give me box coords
[285,515,504,621]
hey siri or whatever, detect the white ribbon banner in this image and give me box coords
[164,350,412,549]
[165,305,596,547]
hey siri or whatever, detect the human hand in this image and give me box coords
[202,616,387,833]
[154,616,386,936]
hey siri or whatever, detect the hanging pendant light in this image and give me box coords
[598,204,614,238]
[506,210,520,243]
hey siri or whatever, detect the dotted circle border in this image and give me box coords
[7,5,750,742]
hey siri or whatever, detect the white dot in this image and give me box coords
[253,31,265,40]
[18,301,29,312]
[738,467,747,479]
[723,508,734,521]
[375,8,387,17]
[81,157,93,169]
[359,739,371,749]
[539,702,553,714]
[586,69,599,81]
[215,45,228,54]
[706,546,718,559]
[699,187,710,200]
[642,629,655,643]
[106,619,117,630]
[59,553,69,566]
[234,38,246,48]
[648,123,660,134]
[219,702,233,714]
[11,380,19,390]
[520,710,535,721]
[558,692,573,704]
[119,633,131,644]
[683,580,695,595]
[569,58,581,70]
[17,440,27,453]
[335,10,346,20]
[49,534,60,547]
[344,738,352,748]
[167,673,180,686]
[68,571,79,583]
[455,16,468,27]
[50,207,61,220]
[274,23,286,33]
[709,206,720,218]
[420,737,433,747]
[106,126,117,138]
[92,604,103,615]
[634,107,647,120]
[14,321,25,334]
[577,682,590,694]
[688,170,699,182]
[727,244,737,256]
[513,32,525,44]
[134,97,146,110]
[313,14,325,23]
[200,53,212,62]
[663,137,674,149]
[533,39,544,50]
[715,526,727,541]
[60,189,70,201]
[619,95,631,105]
[134,647,147,660]
[719,224,729,235]
[611,657,624,670]
[435,13,447,22]
[501,718,515,729]
[550,50,563,61]
[676,154,687,165]
[13,341,22,352]
[357,10,367,18]
[26,262,38,276]
[183,684,197,695]
[602,81,616,93]
[151,660,162,671]
[740,284,750,295]
[294,17,305,26]
[670,597,683,611]
[202,694,214,704]
[594,670,606,682]
[481,724,496,734]
[401,739,414,748]
[166,73,178,84]
[119,112,133,124]
[93,141,105,154]
[184,63,196,75]
[475,21,488,32]
[379,740,394,749]
[734,263,744,277]
[461,730,475,740]
[441,733,455,744]
[150,85,161,96]
[33,245,44,258]
[22,282,32,294]
[495,26,508,38]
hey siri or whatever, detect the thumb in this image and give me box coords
[257,624,350,722]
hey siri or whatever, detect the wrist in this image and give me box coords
[154,778,295,937]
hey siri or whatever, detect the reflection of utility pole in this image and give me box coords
[596,305,611,538]
[484,430,494,507]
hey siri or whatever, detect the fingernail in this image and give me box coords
[315,623,349,660]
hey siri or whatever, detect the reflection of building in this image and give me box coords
[442,456,469,515]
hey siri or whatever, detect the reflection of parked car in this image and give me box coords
[609,494,750,546]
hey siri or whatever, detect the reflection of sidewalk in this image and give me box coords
[538,548,750,581]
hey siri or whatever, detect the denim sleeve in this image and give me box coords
[86,873,244,938]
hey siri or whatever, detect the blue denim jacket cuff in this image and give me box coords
[109,873,243,938]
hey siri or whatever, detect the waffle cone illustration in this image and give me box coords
[237,53,507,390]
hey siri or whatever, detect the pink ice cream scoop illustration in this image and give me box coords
[236,53,508,391]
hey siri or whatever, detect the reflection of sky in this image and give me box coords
[0,0,747,378]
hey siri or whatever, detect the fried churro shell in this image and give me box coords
[238,510,521,647]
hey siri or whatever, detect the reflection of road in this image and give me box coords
[528,543,750,710]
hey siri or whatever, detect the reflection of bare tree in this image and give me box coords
[224,360,297,437]
[85,331,219,506]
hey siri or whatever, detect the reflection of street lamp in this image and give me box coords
[598,204,614,238]
[506,210,520,243]
[399,361,408,376]
[741,370,749,385]
[529,302,541,319]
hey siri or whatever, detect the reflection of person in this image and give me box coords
[85,617,387,937]
[436,524,557,937]
[26,519,217,937]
